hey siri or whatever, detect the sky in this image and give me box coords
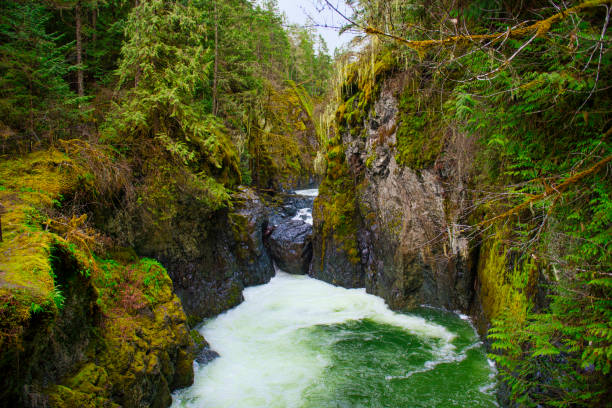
[275,0,355,53]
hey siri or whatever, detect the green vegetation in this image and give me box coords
[3,0,609,405]
[0,149,194,407]
[316,137,361,265]
[395,86,444,170]
[0,0,331,405]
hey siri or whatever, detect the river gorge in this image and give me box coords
[171,190,497,408]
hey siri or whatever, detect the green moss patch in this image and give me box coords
[395,88,444,170]
[476,224,539,323]
[0,149,195,407]
[316,139,361,265]
[0,150,88,347]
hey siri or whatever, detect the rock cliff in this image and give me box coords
[311,70,478,313]
[104,186,275,323]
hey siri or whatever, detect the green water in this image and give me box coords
[302,310,496,407]
[171,272,497,408]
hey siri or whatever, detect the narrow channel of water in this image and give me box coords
[171,188,497,407]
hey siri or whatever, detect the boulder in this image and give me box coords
[265,220,313,275]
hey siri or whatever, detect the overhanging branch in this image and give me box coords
[475,153,612,228]
[364,0,612,57]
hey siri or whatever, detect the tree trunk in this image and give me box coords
[75,1,84,99]
[92,7,97,44]
[212,2,219,116]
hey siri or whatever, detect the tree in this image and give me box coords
[107,0,239,186]
[0,1,79,152]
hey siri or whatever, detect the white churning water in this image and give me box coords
[291,188,317,225]
[292,188,319,197]
[291,208,313,225]
[171,272,460,408]
[171,186,496,408]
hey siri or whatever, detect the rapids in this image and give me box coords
[171,188,496,407]
[171,272,497,408]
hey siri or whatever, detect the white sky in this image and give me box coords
[274,0,355,54]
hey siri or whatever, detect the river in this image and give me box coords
[171,189,497,408]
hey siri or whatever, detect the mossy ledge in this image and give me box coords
[0,150,195,408]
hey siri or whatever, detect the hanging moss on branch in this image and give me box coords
[364,0,612,58]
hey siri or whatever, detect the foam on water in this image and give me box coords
[292,208,313,225]
[171,272,460,408]
[293,188,319,197]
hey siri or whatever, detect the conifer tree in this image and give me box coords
[0,1,79,152]
[107,0,240,185]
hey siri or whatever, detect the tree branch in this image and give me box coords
[475,152,612,228]
[364,0,612,57]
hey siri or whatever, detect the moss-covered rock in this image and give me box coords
[473,224,542,333]
[0,150,197,408]
[395,87,444,170]
[312,49,478,312]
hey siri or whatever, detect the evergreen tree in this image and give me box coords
[0,1,79,152]
[106,0,240,187]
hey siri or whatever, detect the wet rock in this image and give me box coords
[309,195,365,288]
[267,192,316,226]
[195,348,220,365]
[287,195,315,210]
[265,220,313,275]
[282,204,297,217]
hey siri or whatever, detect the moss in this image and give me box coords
[226,281,244,307]
[189,329,207,349]
[47,384,118,408]
[316,138,361,265]
[47,363,118,408]
[476,224,538,323]
[0,149,195,407]
[172,348,195,389]
[395,87,444,170]
[228,212,251,261]
[365,151,377,169]
[186,314,202,328]
[0,150,88,347]
[95,286,193,407]
[105,247,138,264]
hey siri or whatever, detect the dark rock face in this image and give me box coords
[312,75,478,311]
[310,197,365,288]
[164,187,275,321]
[110,187,275,322]
[265,220,313,275]
[195,348,221,365]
